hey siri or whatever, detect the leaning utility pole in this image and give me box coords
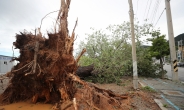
[165,0,178,81]
[128,0,138,89]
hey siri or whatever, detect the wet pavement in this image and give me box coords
[139,77,184,110]
[164,64,184,82]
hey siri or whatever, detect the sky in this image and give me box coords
[0,0,184,57]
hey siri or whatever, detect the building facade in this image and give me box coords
[175,33,184,62]
[0,55,14,73]
[177,46,184,61]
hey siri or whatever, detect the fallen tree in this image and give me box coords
[0,0,130,109]
[76,65,94,78]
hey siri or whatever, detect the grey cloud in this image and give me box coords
[0,0,60,56]
[171,0,184,18]
[0,0,60,30]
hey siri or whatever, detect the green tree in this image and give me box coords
[148,31,170,78]
[78,22,161,83]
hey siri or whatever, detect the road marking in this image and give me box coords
[157,79,168,84]
[142,79,181,110]
[161,94,181,110]
[161,90,184,97]
[143,80,155,90]
[162,81,168,84]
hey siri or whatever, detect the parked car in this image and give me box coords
[177,62,184,67]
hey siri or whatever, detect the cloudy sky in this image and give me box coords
[0,0,184,57]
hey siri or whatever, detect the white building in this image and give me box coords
[0,55,14,74]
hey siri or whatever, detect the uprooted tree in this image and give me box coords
[0,0,130,109]
[77,22,163,83]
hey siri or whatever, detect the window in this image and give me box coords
[4,61,7,65]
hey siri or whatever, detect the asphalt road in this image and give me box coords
[164,64,184,82]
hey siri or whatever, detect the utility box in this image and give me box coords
[0,55,14,74]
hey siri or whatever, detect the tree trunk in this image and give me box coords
[160,58,164,79]
[76,65,94,78]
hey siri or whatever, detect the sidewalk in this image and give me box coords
[139,77,184,110]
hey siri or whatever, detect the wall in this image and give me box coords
[0,55,14,73]
[178,46,184,61]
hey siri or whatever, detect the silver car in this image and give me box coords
[177,62,184,67]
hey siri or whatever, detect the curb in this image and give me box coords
[181,81,184,84]
[138,80,168,110]
[138,80,146,87]
[139,79,182,110]
[154,99,168,110]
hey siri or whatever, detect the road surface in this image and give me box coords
[164,64,184,81]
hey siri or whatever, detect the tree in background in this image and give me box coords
[78,22,162,83]
[147,30,170,78]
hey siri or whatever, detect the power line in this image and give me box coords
[143,0,150,21]
[149,0,157,22]
[146,0,152,20]
[135,0,140,15]
[150,0,159,23]
[151,0,161,24]
[154,8,166,27]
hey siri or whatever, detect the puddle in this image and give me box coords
[0,102,53,110]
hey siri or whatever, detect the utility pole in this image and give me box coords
[165,0,178,81]
[181,40,183,60]
[128,0,138,89]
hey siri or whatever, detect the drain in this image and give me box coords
[161,90,184,97]
[168,91,182,95]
